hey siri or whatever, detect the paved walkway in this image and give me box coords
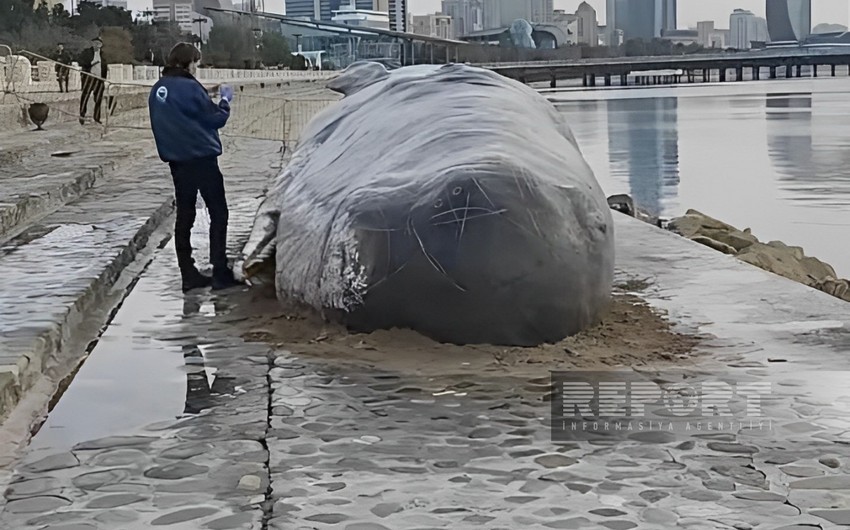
[0,124,286,452]
[1,92,850,528]
[0,197,848,529]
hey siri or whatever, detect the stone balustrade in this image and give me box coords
[1,56,33,87]
[2,60,336,95]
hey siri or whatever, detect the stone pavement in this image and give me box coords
[0,123,287,451]
[0,195,848,529]
[0,196,274,529]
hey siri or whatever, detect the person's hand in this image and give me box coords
[220,84,234,103]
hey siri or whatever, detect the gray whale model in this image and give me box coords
[242,62,614,346]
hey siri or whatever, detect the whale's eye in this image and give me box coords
[452,186,463,196]
[433,199,443,208]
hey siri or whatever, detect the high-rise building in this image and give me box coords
[441,0,482,38]
[607,0,676,42]
[411,13,454,39]
[766,0,811,42]
[729,9,769,49]
[285,0,373,21]
[696,20,713,46]
[696,20,727,48]
[152,0,195,32]
[481,0,553,30]
[388,0,407,31]
[575,1,597,46]
[332,0,390,28]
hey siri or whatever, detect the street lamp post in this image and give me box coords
[252,28,263,69]
[193,17,207,46]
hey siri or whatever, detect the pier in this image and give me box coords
[475,47,850,87]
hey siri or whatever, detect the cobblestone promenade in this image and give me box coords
[0,118,849,529]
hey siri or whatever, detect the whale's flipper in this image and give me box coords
[241,196,280,282]
[327,61,390,96]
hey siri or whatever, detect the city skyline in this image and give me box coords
[125,0,850,29]
[408,0,848,28]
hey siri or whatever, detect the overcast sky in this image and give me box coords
[127,0,850,28]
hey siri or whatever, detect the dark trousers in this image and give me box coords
[80,75,105,122]
[169,157,230,272]
[56,70,69,93]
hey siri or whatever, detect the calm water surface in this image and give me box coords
[552,78,850,277]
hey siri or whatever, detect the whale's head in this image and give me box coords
[339,162,613,345]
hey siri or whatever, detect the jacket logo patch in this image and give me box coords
[156,86,168,102]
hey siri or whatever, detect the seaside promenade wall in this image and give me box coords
[1,54,337,137]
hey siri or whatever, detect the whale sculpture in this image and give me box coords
[242,62,614,346]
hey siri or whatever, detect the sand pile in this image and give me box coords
[236,280,699,379]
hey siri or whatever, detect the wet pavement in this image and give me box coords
[1,207,849,528]
[1,203,272,529]
[0,126,283,433]
[1,97,850,528]
[0,134,283,528]
[0,129,172,428]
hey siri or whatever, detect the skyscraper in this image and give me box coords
[607,0,676,42]
[441,0,483,38]
[388,0,407,31]
[766,0,811,42]
[285,0,373,21]
[730,9,769,49]
[575,1,598,46]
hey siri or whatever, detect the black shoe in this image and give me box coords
[211,267,243,291]
[181,267,212,293]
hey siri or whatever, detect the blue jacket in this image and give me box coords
[149,67,230,163]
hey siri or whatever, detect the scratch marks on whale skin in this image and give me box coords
[408,216,467,293]
[430,206,507,224]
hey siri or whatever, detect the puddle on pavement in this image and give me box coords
[25,204,259,456]
[29,261,192,453]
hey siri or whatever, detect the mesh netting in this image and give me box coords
[2,48,339,144]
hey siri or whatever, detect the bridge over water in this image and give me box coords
[475,47,850,87]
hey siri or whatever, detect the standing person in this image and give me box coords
[78,37,107,124]
[53,43,72,93]
[148,42,241,292]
